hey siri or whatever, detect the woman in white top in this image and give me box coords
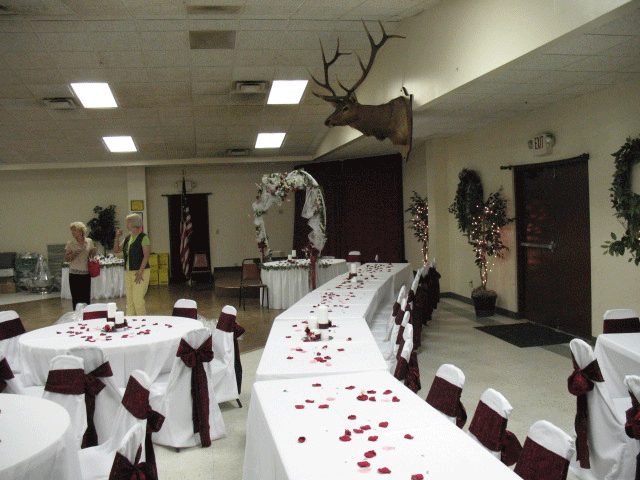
[64,221,97,310]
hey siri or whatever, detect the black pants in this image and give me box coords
[69,273,91,311]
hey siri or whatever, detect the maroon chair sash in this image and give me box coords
[0,318,26,340]
[109,445,156,480]
[217,312,245,394]
[172,307,197,320]
[84,310,108,320]
[567,354,604,469]
[514,437,569,480]
[625,393,640,480]
[404,351,421,394]
[603,317,640,334]
[407,289,415,304]
[177,335,214,447]
[45,368,85,395]
[81,361,113,448]
[468,400,522,465]
[122,376,165,469]
[396,325,405,345]
[394,308,404,326]
[394,356,409,380]
[347,254,360,262]
[391,301,400,317]
[0,357,15,392]
[426,376,467,428]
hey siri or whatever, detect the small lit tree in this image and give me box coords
[405,191,430,264]
[87,205,118,255]
[468,188,513,296]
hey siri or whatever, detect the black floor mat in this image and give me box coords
[475,322,575,348]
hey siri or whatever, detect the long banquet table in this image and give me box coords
[594,332,640,399]
[19,315,203,388]
[0,394,82,480]
[243,370,521,480]
[260,258,349,309]
[60,265,125,299]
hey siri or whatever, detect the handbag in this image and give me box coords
[88,259,101,278]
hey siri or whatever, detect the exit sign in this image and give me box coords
[529,133,554,156]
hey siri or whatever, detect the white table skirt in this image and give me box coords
[19,316,203,388]
[594,333,640,399]
[243,371,521,480]
[0,394,82,480]
[60,266,125,300]
[261,259,348,310]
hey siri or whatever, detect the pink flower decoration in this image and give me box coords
[357,461,370,468]
[377,467,391,474]
[404,434,414,439]
[364,450,376,458]
[379,422,389,428]
[339,435,351,442]
[368,436,378,442]
[298,437,306,443]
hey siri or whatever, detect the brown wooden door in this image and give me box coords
[514,156,591,338]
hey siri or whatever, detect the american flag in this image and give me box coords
[179,178,193,279]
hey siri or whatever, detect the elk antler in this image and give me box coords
[310,21,405,103]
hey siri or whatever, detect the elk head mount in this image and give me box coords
[310,21,413,160]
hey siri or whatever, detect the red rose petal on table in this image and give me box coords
[357,461,370,468]
[392,396,400,402]
[318,404,329,409]
[312,383,322,387]
[368,436,378,441]
[305,399,314,403]
[345,386,355,390]
[344,429,351,436]
[337,348,345,352]
[369,397,376,402]
[287,356,294,360]
[404,434,414,439]
[383,390,392,395]
[354,429,363,434]
[367,390,376,394]
[379,422,388,428]
[348,415,357,420]
[339,435,351,442]
[364,450,376,458]
[377,467,391,474]
[347,337,352,341]
[324,356,331,360]
[285,336,291,338]
[357,395,368,401]
[411,475,424,480]
[295,405,305,409]
[298,437,306,443]
[361,425,371,430]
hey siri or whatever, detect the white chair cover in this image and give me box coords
[384,310,410,372]
[568,338,639,480]
[425,363,467,428]
[0,353,43,396]
[0,310,25,373]
[172,299,198,319]
[83,303,109,320]
[210,305,241,404]
[43,354,88,448]
[370,285,406,343]
[150,327,227,448]
[603,308,640,334]
[347,251,361,268]
[108,423,151,480]
[68,345,123,447]
[515,420,575,480]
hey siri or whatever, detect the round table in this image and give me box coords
[260,258,348,309]
[19,316,203,388]
[0,394,82,480]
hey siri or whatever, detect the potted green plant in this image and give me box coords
[87,205,118,255]
[449,169,513,316]
[405,191,430,265]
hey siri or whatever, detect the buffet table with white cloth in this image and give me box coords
[243,370,520,480]
[60,264,125,300]
[0,394,82,480]
[261,258,348,310]
[19,316,203,388]
[594,332,640,399]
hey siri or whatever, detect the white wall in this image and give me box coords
[418,79,640,335]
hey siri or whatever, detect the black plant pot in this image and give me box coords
[473,293,497,317]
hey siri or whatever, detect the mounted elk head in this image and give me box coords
[310,21,413,160]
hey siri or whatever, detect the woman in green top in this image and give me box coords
[113,213,151,315]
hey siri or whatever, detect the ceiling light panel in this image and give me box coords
[71,83,117,108]
[255,132,285,149]
[268,80,308,104]
[103,136,137,152]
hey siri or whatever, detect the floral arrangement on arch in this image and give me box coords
[252,170,326,259]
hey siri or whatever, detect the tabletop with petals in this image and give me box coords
[243,371,520,480]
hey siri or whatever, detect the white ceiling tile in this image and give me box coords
[37,32,95,51]
[91,31,143,51]
[545,34,632,56]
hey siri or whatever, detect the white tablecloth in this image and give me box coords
[60,266,125,300]
[261,259,348,310]
[0,394,82,480]
[594,333,640,399]
[19,316,203,388]
[243,371,521,480]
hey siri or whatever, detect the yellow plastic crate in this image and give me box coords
[148,270,159,285]
[158,270,169,284]
[148,254,158,267]
[158,253,169,266]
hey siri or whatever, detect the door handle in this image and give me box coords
[521,241,556,253]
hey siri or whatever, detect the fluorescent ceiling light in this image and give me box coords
[255,132,286,149]
[70,82,117,108]
[103,136,137,152]
[267,80,308,104]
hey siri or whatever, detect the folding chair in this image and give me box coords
[0,310,26,373]
[425,363,467,428]
[603,309,640,334]
[211,305,244,407]
[172,299,198,319]
[514,420,575,480]
[191,251,213,288]
[239,258,269,310]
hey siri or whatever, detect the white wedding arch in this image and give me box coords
[252,169,326,261]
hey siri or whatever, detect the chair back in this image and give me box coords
[210,305,242,403]
[172,299,198,319]
[108,423,153,480]
[393,337,413,381]
[241,259,261,282]
[150,327,226,448]
[192,253,209,269]
[0,354,27,394]
[83,303,109,320]
[603,308,640,334]
[0,310,25,373]
[347,251,361,267]
[514,420,575,480]
[43,354,88,448]
[426,363,467,428]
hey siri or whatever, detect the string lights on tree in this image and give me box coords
[406,191,430,265]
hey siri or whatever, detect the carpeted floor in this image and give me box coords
[475,321,576,348]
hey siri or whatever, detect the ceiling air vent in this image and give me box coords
[232,81,268,94]
[43,97,79,110]
[226,148,251,157]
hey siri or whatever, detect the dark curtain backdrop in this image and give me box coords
[166,193,211,283]
[294,154,405,263]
